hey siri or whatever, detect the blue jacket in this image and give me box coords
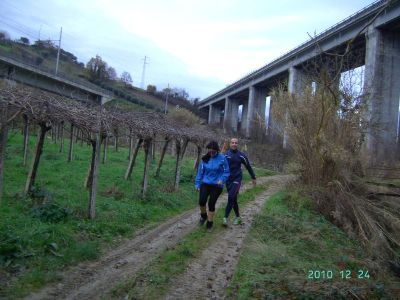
[195,153,230,189]
[225,149,256,183]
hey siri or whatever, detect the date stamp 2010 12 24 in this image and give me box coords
[307,269,370,280]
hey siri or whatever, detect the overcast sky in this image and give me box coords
[0,0,375,99]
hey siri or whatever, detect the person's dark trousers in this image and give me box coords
[199,183,223,212]
[224,181,241,218]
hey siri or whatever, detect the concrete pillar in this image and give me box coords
[208,104,214,124]
[284,67,307,148]
[223,97,230,132]
[230,98,239,132]
[254,88,267,121]
[243,86,269,138]
[223,97,240,132]
[245,86,256,137]
[241,102,248,134]
[214,105,222,125]
[363,26,400,164]
[289,67,301,93]
[208,103,221,124]
[267,96,281,142]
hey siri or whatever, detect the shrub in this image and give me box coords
[24,186,72,223]
[30,202,72,223]
[102,185,124,200]
[0,231,31,267]
[167,108,202,127]
[28,186,53,205]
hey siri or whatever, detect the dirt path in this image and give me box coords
[163,176,291,300]
[25,175,289,300]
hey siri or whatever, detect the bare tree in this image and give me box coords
[120,71,133,86]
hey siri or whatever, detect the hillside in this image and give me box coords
[0,36,204,117]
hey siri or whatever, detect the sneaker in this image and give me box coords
[199,217,206,226]
[233,217,242,225]
[222,217,228,227]
[206,221,213,232]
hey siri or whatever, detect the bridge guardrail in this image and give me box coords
[201,0,386,103]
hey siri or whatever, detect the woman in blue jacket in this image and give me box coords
[195,141,230,231]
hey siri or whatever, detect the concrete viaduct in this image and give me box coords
[0,55,113,105]
[198,0,400,163]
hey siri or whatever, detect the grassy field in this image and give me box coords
[104,98,152,112]
[0,129,271,298]
[228,191,400,299]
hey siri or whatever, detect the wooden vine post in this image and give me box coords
[68,123,74,162]
[141,138,153,197]
[51,124,56,143]
[102,136,108,164]
[114,129,119,152]
[87,133,101,218]
[25,122,51,194]
[125,138,143,180]
[59,121,64,153]
[193,144,202,177]
[128,129,133,160]
[22,114,29,166]
[170,139,176,156]
[79,129,84,147]
[174,138,189,190]
[155,137,170,177]
[151,139,155,162]
[75,128,79,143]
[0,104,9,203]
[88,109,102,219]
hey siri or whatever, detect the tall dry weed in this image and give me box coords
[271,65,400,267]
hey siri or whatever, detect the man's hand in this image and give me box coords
[196,186,200,192]
[252,179,257,187]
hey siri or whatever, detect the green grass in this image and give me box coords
[228,191,400,300]
[250,167,276,178]
[0,129,272,298]
[111,183,271,299]
[104,98,152,112]
[113,81,165,109]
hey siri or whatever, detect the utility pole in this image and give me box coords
[164,83,170,114]
[38,25,42,41]
[140,55,149,89]
[55,27,62,76]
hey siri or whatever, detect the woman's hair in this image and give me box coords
[202,140,220,162]
[206,140,220,151]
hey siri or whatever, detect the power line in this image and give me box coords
[164,83,170,114]
[0,19,38,41]
[0,16,160,89]
[55,27,62,75]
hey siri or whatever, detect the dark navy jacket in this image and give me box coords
[225,149,256,183]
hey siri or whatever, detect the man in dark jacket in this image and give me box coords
[223,138,256,226]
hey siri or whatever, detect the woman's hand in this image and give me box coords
[217,180,223,187]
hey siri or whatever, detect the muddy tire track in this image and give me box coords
[163,175,292,300]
